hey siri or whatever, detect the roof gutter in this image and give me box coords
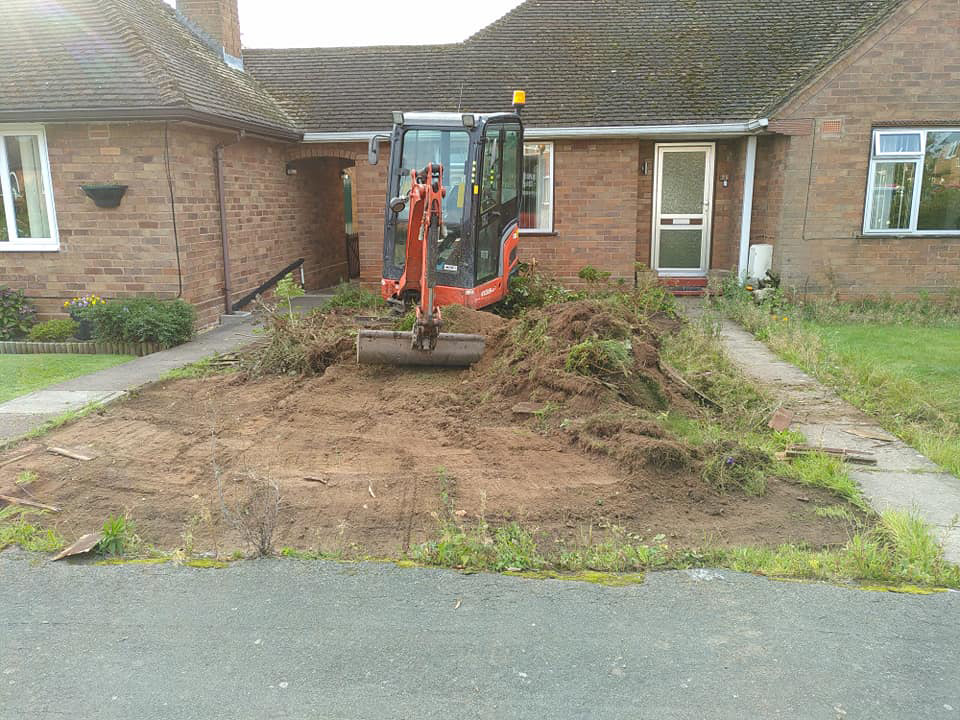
[0,108,303,142]
[302,119,769,143]
[524,119,769,139]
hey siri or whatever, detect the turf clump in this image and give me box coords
[243,305,355,377]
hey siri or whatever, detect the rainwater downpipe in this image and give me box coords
[215,131,245,314]
[737,135,758,283]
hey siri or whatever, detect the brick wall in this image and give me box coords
[2,122,181,320]
[316,139,644,288]
[0,121,350,328]
[750,134,789,248]
[767,0,960,297]
[711,138,745,272]
[172,126,351,326]
[325,137,742,289]
[521,139,639,284]
[4,123,762,329]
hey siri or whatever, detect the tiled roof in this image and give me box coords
[245,0,905,133]
[0,0,299,138]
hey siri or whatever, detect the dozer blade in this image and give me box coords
[356,329,485,367]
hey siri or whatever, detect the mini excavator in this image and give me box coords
[356,92,526,366]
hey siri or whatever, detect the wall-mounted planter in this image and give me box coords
[0,340,160,356]
[81,184,128,208]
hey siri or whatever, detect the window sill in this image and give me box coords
[858,232,960,240]
[519,230,557,237]
[0,242,60,252]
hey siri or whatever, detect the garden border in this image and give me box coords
[0,340,160,356]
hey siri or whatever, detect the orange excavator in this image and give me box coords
[356,93,526,366]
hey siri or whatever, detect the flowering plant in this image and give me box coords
[64,294,105,319]
[0,286,37,340]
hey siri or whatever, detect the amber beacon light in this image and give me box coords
[512,89,526,112]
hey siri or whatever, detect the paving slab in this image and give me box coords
[0,319,256,445]
[0,390,124,415]
[714,320,960,563]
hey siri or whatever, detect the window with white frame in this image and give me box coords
[0,126,58,251]
[864,128,960,234]
[520,142,553,233]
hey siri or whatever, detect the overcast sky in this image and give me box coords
[165,0,524,48]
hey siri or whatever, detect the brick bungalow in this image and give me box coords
[1,0,957,328]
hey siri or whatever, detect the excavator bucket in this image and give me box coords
[356,329,485,367]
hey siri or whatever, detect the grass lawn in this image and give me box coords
[714,286,960,478]
[809,324,960,476]
[818,324,960,390]
[0,354,134,404]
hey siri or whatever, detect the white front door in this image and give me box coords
[652,143,715,275]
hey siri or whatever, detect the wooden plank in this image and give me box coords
[51,532,103,561]
[659,360,722,409]
[47,447,93,462]
[511,401,547,416]
[0,493,61,513]
[784,444,877,465]
[0,450,36,469]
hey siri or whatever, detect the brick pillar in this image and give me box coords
[176,0,242,59]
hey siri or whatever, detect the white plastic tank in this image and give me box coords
[747,244,773,283]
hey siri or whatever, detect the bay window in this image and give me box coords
[864,128,960,234]
[0,126,58,251]
[520,142,553,233]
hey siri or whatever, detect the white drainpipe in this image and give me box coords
[737,135,758,282]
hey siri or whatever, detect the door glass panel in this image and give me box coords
[661,151,706,215]
[501,125,520,205]
[391,129,469,269]
[342,172,353,235]
[867,161,915,231]
[480,128,502,213]
[5,135,51,239]
[917,131,960,231]
[659,228,702,269]
[477,125,504,284]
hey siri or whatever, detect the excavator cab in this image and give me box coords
[357,100,525,366]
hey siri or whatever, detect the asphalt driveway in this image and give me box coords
[1,553,958,719]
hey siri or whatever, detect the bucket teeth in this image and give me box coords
[356,330,485,367]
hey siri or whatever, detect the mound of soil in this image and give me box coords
[440,304,507,335]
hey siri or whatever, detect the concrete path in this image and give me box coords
[0,318,256,446]
[1,553,958,719]
[716,321,960,563]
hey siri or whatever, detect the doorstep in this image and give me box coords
[658,276,708,297]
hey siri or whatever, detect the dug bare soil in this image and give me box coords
[1,303,856,557]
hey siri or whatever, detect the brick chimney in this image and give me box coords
[176,0,242,62]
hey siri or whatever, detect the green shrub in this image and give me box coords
[98,515,136,556]
[0,286,36,340]
[274,272,305,319]
[496,262,576,317]
[27,318,78,342]
[321,282,385,311]
[89,298,195,348]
